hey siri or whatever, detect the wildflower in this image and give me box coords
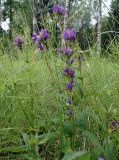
[38,43,44,50]
[63,28,75,41]
[97,157,104,160]
[69,58,74,64]
[32,33,38,43]
[64,68,75,78]
[67,107,73,115]
[14,36,24,48]
[57,48,63,54]
[52,4,65,16]
[67,98,71,104]
[77,54,81,61]
[66,58,74,65]
[63,47,73,55]
[66,81,73,91]
[38,29,49,41]
[111,119,119,129]
[57,47,74,56]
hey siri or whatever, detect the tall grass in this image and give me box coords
[0,44,119,159]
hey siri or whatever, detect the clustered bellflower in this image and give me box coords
[38,43,44,50]
[52,4,65,16]
[67,98,71,104]
[32,33,38,43]
[64,68,75,78]
[62,28,76,115]
[66,58,74,65]
[54,4,76,115]
[66,80,73,91]
[32,29,49,51]
[63,28,75,41]
[67,107,73,115]
[38,29,49,41]
[14,36,24,49]
[57,47,74,56]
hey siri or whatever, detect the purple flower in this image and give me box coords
[38,43,44,50]
[32,33,38,43]
[52,5,65,16]
[63,28,75,41]
[57,47,74,56]
[64,68,75,78]
[63,47,74,55]
[97,157,104,160]
[66,80,73,91]
[77,54,81,61]
[38,29,49,41]
[67,107,73,115]
[66,58,74,65]
[69,58,74,64]
[67,98,71,104]
[14,36,24,48]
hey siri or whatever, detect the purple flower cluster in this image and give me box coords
[38,43,44,50]
[52,5,65,16]
[66,80,73,91]
[67,98,71,104]
[77,54,81,61]
[64,68,75,78]
[14,36,24,48]
[53,6,77,116]
[67,107,73,115]
[32,33,38,43]
[38,29,49,41]
[32,29,49,51]
[63,29,76,41]
[57,47,74,56]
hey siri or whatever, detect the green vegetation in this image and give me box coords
[0,47,119,159]
[0,0,119,159]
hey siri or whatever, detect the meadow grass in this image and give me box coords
[0,45,119,159]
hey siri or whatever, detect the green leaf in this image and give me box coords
[38,132,56,145]
[62,151,90,160]
[0,145,29,153]
[83,131,102,148]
